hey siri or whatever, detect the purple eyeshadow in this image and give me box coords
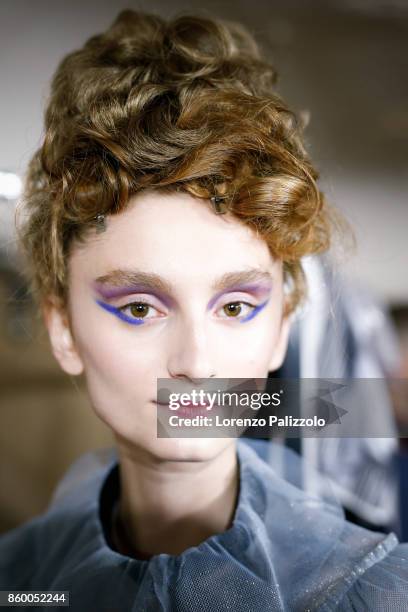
[207,283,272,311]
[93,282,173,307]
[94,281,272,326]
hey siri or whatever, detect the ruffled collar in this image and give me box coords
[41,439,399,610]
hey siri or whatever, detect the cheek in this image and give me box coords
[214,307,283,375]
[72,313,159,414]
[238,328,280,372]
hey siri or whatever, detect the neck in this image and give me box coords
[113,439,239,558]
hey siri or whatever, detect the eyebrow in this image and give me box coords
[93,268,274,297]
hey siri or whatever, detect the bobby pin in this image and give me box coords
[94,213,106,233]
[211,195,228,214]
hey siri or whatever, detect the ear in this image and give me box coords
[42,298,84,376]
[268,312,292,372]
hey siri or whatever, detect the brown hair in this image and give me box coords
[17,9,340,313]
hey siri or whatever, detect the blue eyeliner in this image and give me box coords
[239,299,269,323]
[95,299,146,325]
[95,297,269,326]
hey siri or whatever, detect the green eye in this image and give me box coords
[223,303,242,317]
[129,303,150,318]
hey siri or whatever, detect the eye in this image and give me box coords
[118,301,159,321]
[218,301,255,319]
[95,299,164,326]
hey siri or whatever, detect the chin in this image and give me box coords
[145,437,234,463]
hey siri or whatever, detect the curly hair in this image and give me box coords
[17,9,340,313]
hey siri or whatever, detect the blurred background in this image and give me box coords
[0,0,407,534]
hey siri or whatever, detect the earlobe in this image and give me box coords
[268,313,291,372]
[42,299,84,376]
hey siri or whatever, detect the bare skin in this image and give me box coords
[44,190,290,556]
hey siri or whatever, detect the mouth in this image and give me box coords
[153,400,215,418]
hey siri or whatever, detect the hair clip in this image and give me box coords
[210,195,228,215]
[93,213,106,233]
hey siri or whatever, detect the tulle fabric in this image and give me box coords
[1,439,407,611]
[334,544,408,611]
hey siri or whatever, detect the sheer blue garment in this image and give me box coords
[1,438,407,611]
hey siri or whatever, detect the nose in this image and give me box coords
[167,319,216,381]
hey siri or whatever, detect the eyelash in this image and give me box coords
[218,301,257,322]
[96,299,267,326]
[118,301,161,325]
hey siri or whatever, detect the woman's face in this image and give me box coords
[46,190,290,461]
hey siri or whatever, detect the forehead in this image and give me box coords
[69,190,281,286]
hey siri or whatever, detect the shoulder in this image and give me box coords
[0,515,50,589]
[0,504,89,590]
[0,448,117,590]
[237,438,408,609]
[334,542,408,611]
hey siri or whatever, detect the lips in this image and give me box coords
[173,405,214,418]
[174,400,211,408]
[154,400,214,418]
